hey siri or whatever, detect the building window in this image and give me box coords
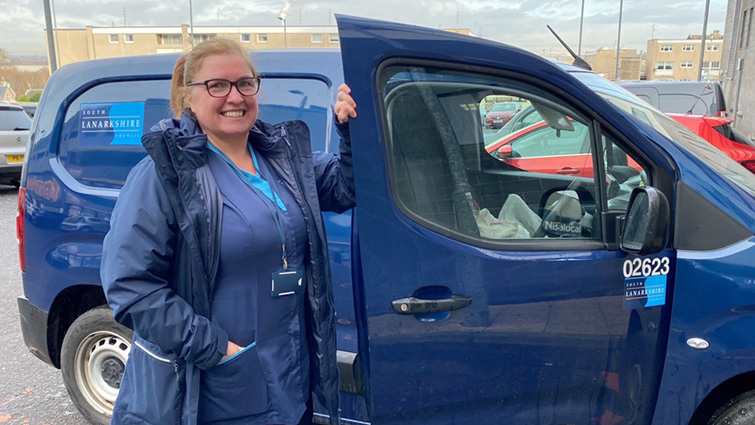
[193,34,216,43]
[681,61,694,68]
[660,45,673,52]
[125,34,134,43]
[705,61,721,69]
[682,44,695,51]
[706,44,719,51]
[311,33,323,43]
[109,34,119,43]
[328,33,340,43]
[748,7,754,48]
[741,10,749,49]
[158,34,183,45]
[257,34,268,42]
[241,34,251,42]
[656,62,673,70]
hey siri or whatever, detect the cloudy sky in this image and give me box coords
[0,0,728,57]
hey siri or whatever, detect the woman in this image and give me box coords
[100,37,357,425]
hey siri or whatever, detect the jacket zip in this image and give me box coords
[280,123,340,424]
[134,340,182,383]
[279,125,316,269]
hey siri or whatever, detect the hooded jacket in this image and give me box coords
[100,114,354,425]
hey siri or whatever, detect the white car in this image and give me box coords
[0,102,31,187]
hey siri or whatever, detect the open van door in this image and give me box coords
[337,15,674,425]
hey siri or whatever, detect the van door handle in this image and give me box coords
[392,295,472,315]
[556,167,580,175]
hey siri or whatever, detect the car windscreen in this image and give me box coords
[491,103,517,111]
[572,72,755,197]
[0,108,32,131]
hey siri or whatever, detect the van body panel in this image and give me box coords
[336,15,672,424]
[337,14,755,425]
[653,238,755,424]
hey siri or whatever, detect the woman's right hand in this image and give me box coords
[221,341,244,362]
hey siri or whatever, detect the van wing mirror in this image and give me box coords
[620,187,670,255]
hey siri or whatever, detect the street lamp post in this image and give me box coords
[42,0,57,72]
[278,17,287,48]
[614,0,624,80]
[578,0,585,57]
[189,0,195,47]
[697,0,711,81]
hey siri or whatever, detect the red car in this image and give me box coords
[485,120,641,178]
[484,102,521,128]
[667,113,755,174]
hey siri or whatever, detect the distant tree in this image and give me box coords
[18,94,30,102]
[0,48,11,68]
[30,91,42,102]
[0,68,49,101]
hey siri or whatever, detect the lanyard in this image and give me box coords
[208,142,290,270]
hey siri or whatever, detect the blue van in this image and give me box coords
[17,16,755,425]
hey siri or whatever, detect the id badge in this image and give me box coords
[271,269,304,297]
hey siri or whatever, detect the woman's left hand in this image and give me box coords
[335,84,357,124]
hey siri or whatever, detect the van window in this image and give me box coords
[578,72,755,197]
[59,80,172,190]
[59,77,332,189]
[380,66,648,244]
[256,78,331,152]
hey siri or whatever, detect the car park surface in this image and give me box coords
[16,15,755,425]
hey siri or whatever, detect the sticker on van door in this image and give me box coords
[80,102,145,146]
[623,257,669,309]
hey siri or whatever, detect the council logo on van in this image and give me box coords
[622,257,670,309]
[80,102,145,146]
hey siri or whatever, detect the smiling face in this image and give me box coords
[187,52,258,146]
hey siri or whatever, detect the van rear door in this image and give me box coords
[337,15,675,424]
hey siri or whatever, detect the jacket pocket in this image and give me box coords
[199,342,270,421]
[113,336,184,425]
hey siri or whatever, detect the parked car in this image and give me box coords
[668,113,755,174]
[620,80,754,147]
[0,101,31,186]
[485,104,542,140]
[16,15,755,425]
[485,119,642,178]
[619,80,727,116]
[484,101,521,128]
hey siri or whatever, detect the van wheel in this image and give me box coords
[708,390,755,425]
[61,306,133,425]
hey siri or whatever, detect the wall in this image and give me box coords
[722,0,755,138]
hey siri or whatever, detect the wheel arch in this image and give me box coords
[688,371,755,425]
[48,284,108,368]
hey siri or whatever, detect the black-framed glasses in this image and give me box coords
[186,77,261,97]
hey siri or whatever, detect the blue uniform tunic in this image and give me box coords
[198,145,310,425]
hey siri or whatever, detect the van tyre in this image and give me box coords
[708,390,755,425]
[61,306,133,425]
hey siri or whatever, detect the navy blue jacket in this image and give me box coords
[100,115,354,425]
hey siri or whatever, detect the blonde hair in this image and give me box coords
[170,38,257,119]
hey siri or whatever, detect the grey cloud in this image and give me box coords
[0,0,728,57]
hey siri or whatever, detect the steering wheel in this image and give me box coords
[531,178,582,238]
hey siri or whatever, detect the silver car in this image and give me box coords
[0,102,31,187]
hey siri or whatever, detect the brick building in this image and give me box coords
[645,31,724,81]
